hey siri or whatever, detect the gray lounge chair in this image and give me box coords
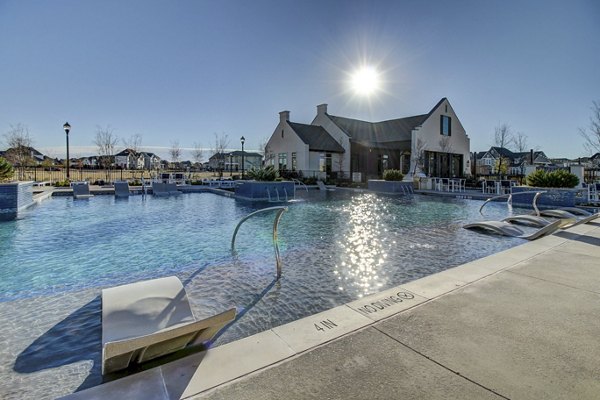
[101,276,236,375]
[72,182,93,199]
[165,182,181,195]
[463,219,562,240]
[114,181,130,198]
[151,182,169,196]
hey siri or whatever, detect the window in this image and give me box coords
[440,115,451,136]
[291,152,297,171]
[278,153,287,171]
[319,153,332,173]
[281,130,284,138]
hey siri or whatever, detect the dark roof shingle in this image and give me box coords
[288,122,345,153]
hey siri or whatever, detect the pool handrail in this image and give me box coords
[231,206,288,279]
[291,178,309,192]
[479,191,546,216]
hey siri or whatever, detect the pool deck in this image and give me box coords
[60,219,600,400]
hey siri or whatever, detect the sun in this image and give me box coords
[350,66,380,96]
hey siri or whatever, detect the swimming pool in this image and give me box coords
[0,190,526,398]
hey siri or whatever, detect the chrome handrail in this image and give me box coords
[292,178,309,192]
[231,206,288,279]
[479,191,546,215]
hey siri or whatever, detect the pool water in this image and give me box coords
[0,190,528,398]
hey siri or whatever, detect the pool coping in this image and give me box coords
[59,221,600,400]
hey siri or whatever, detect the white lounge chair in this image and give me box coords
[463,219,562,240]
[101,276,236,375]
[72,182,94,199]
[535,208,599,228]
[114,181,130,198]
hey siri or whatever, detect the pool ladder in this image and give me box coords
[231,206,288,279]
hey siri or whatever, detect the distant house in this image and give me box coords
[2,146,45,165]
[476,147,551,176]
[140,152,161,170]
[208,151,262,172]
[265,98,471,180]
[115,149,145,169]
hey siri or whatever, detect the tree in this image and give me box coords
[94,125,118,180]
[579,100,600,154]
[212,132,230,178]
[514,132,529,153]
[493,123,514,176]
[169,140,182,168]
[122,134,143,153]
[0,157,14,182]
[411,138,427,176]
[191,142,204,165]
[3,123,34,180]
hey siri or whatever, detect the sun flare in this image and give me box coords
[350,66,380,96]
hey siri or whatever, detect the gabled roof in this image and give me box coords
[229,150,263,157]
[489,146,516,159]
[288,122,345,153]
[328,114,427,144]
[326,98,447,144]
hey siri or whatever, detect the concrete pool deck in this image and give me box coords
[60,219,600,400]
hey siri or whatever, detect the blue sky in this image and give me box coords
[1,0,598,160]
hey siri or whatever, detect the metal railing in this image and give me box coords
[231,206,288,279]
[479,191,546,216]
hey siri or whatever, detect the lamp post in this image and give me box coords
[63,122,71,180]
[229,153,233,177]
[240,136,245,179]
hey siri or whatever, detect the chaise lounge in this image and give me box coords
[71,182,94,199]
[101,276,236,375]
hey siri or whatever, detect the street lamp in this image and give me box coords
[63,122,71,180]
[240,136,245,179]
[229,153,233,177]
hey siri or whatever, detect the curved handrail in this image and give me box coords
[479,191,546,215]
[231,206,288,279]
[292,178,309,192]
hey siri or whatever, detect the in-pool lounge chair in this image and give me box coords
[72,182,94,199]
[114,181,130,198]
[151,182,169,196]
[463,219,562,240]
[165,182,182,195]
[101,276,236,375]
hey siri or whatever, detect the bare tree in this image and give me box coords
[514,132,529,153]
[122,133,143,153]
[493,123,514,176]
[258,136,274,167]
[411,138,427,176]
[212,132,230,178]
[4,123,34,180]
[169,140,182,168]
[191,142,204,165]
[335,136,346,178]
[94,125,118,181]
[580,100,600,154]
